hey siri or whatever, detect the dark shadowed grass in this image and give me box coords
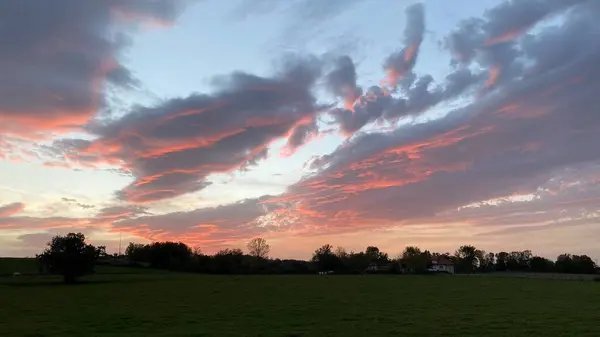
[0,257,39,275]
[2,273,600,337]
[0,257,170,276]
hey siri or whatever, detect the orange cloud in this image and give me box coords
[485,29,526,46]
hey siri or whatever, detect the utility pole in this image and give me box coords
[118,232,122,256]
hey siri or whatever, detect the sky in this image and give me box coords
[1,0,600,261]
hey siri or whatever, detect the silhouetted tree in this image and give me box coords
[505,250,532,271]
[401,246,430,273]
[60,239,600,276]
[125,242,151,263]
[479,251,496,272]
[36,233,101,283]
[334,246,348,259]
[530,256,554,272]
[97,246,108,258]
[214,248,245,274]
[247,238,270,259]
[365,246,389,264]
[311,244,342,271]
[495,251,509,271]
[455,245,480,273]
[192,246,203,256]
[555,254,597,274]
[344,251,370,273]
[141,242,193,270]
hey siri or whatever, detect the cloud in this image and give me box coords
[0,204,145,230]
[383,3,425,88]
[325,56,362,112]
[38,2,480,206]
[5,0,600,256]
[3,197,280,253]
[47,56,326,203]
[61,197,95,209]
[93,205,150,222]
[443,0,589,89]
[0,202,26,217]
[0,0,186,143]
[324,4,486,136]
[17,233,56,249]
[0,216,88,230]
[257,0,600,235]
[112,197,276,245]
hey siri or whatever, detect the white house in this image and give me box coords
[428,256,455,274]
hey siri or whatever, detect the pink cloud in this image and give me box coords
[0,202,25,217]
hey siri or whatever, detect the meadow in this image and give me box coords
[2,259,600,336]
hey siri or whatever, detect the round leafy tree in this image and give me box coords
[37,233,101,283]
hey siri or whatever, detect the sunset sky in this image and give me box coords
[1,0,599,260]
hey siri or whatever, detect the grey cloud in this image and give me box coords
[437,165,600,230]
[93,205,151,222]
[112,197,274,242]
[442,68,485,99]
[17,226,105,248]
[61,197,94,209]
[443,0,588,78]
[53,56,325,203]
[444,18,485,63]
[328,3,485,134]
[0,0,187,140]
[78,203,95,210]
[273,3,600,232]
[17,233,55,248]
[285,119,319,152]
[331,65,484,133]
[0,216,87,230]
[383,3,425,86]
[482,0,585,40]
[334,0,593,135]
[0,204,145,231]
[330,86,391,135]
[403,2,426,45]
[324,56,362,105]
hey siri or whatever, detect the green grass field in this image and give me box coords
[2,259,600,336]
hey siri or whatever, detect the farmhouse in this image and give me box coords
[428,256,455,274]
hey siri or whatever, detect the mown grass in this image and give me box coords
[2,269,600,337]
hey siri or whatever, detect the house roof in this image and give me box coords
[432,256,454,265]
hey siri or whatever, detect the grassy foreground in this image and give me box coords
[2,270,600,337]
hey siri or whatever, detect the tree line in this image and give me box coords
[35,233,599,283]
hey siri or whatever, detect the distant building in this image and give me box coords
[428,256,455,274]
[366,262,394,273]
